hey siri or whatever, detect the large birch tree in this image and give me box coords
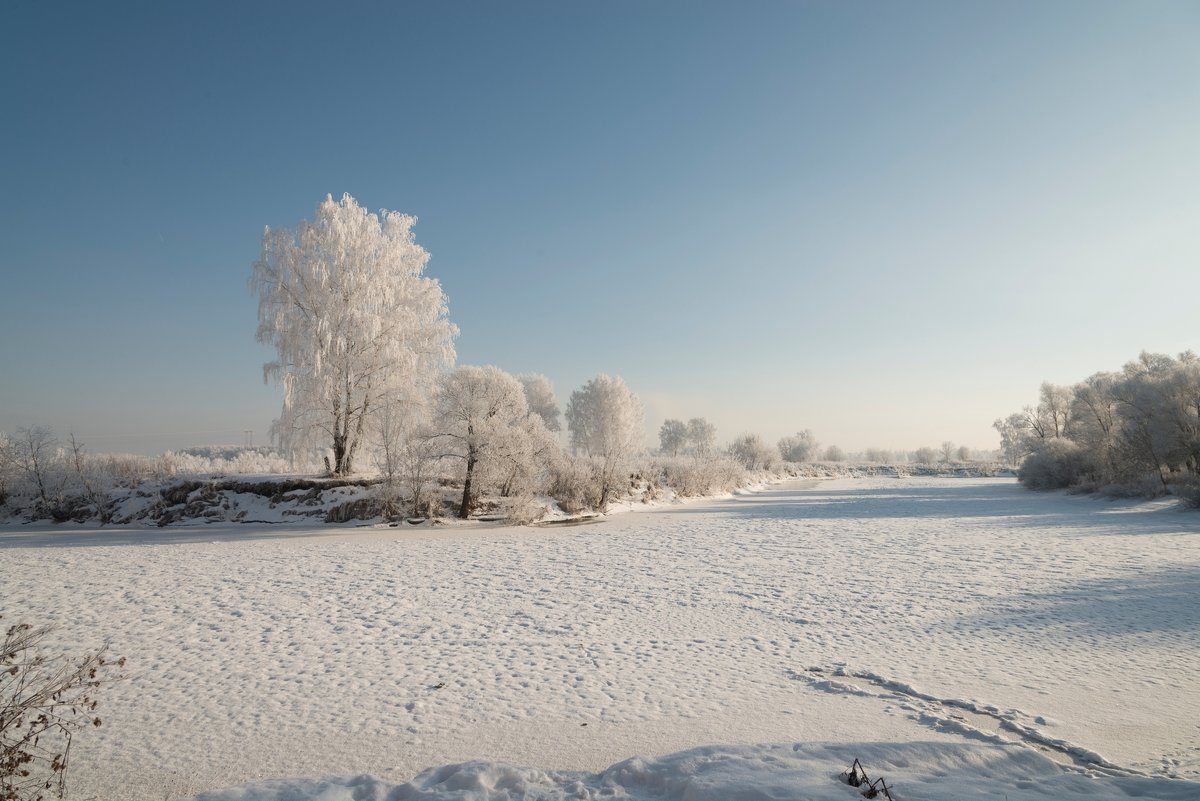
[252,194,456,475]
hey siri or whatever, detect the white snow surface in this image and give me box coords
[2,477,1198,801]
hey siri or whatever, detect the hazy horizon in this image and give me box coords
[3,2,1198,457]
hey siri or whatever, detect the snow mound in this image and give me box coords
[187,742,1199,801]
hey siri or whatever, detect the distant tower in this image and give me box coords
[244,429,253,448]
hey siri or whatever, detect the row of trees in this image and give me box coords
[1,194,1000,523]
[996,351,1200,500]
[372,369,644,519]
[248,195,667,518]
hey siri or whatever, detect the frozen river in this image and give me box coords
[2,477,1198,800]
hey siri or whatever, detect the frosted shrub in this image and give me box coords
[546,456,604,514]
[729,434,778,471]
[156,448,291,478]
[1018,440,1092,490]
[502,493,544,525]
[778,430,819,463]
[100,454,154,488]
[911,447,939,464]
[1174,476,1200,508]
[653,456,746,497]
[1,618,124,801]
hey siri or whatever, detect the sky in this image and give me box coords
[2,1,1198,456]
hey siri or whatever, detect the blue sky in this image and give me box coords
[2,1,1198,455]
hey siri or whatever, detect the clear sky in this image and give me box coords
[2,1,1198,456]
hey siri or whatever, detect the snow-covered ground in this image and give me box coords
[2,477,1198,800]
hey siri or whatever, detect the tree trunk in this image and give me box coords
[459,449,477,519]
[332,432,349,476]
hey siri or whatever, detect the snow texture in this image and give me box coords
[2,477,1198,801]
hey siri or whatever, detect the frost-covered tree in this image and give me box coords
[824,444,845,462]
[251,193,456,475]
[431,365,556,519]
[517,373,561,433]
[957,445,972,462]
[565,374,644,507]
[686,417,717,458]
[940,441,956,463]
[1069,372,1121,481]
[1004,351,1200,498]
[659,419,687,457]
[778,430,819,463]
[1021,382,1074,444]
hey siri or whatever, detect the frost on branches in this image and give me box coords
[251,194,457,475]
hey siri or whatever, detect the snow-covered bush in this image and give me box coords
[1174,476,1200,508]
[1018,439,1092,490]
[911,447,939,464]
[729,434,778,471]
[778,430,819,463]
[1,618,124,801]
[155,447,291,478]
[545,456,604,514]
[651,456,746,497]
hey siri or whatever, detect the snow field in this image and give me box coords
[2,477,1198,800]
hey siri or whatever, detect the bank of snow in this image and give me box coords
[191,742,1198,801]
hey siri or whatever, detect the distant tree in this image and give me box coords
[957,444,972,462]
[824,444,845,462]
[729,434,777,470]
[251,193,456,475]
[912,446,939,464]
[941,441,956,463]
[659,419,687,457]
[686,417,717,458]
[993,412,1034,466]
[863,447,893,463]
[565,374,644,508]
[517,373,561,433]
[0,434,13,505]
[778,430,819,462]
[7,427,61,507]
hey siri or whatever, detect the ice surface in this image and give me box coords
[2,477,1198,800]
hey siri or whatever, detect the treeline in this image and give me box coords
[996,351,1200,504]
[695,427,990,470]
[0,431,293,521]
[0,372,766,523]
